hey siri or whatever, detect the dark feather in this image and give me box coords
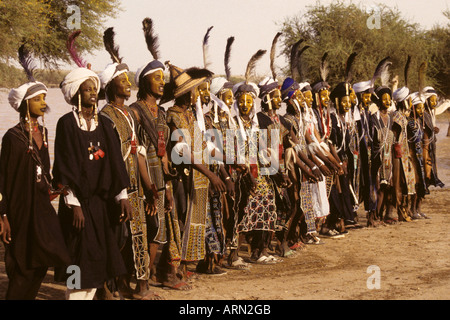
[103,27,122,64]
[320,52,329,82]
[67,30,87,68]
[245,49,267,84]
[371,56,391,88]
[290,39,304,79]
[404,55,411,87]
[345,52,358,83]
[18,45,35,82]
[224,36,234,80]
[296,45,310,82]
[270,32,282,80]
[142,18,160,60]
[418,61,427,98]
[185,67,214,80]
[202,26,214,69]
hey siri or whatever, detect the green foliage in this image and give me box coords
[0,0,121,67]
[278,1,449,97]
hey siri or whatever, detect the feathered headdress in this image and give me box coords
[289,39,303,80]
[270,32,282,80]
[319,52,329,83]
[224,36,234,81]
[67,30,87,68]
[404,55,411,87]
[18,44,36,82]
[202,26,214,69]
[142,17,160,60]
[103,27,122,64]
[345,52,358,83]
[418,61,427,100]
[245,49,266,84]
[370,56,391,91]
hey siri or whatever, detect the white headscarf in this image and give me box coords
[60,68,101,105]
[98,62,128,90]
[8,81,47,112]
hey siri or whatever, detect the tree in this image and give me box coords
[278,1,447,97]
[0,0,121,67]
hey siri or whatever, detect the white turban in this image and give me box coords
[299,82,311,91]
[410,92,425,106]
[8,81,48,112]
[393,86,410,103]
[98,62,128,90]
[210,77,228,96]
[60,68,101,105]
[134,60,165,87]
[353,80,372,94]
[422,86,437,100]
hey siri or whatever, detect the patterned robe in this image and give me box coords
[129,100,182,268]
[100,104,150,280]
[166,105,210,262]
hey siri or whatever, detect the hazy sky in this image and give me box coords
[83,0,449,78]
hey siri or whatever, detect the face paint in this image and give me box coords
[198,81,211,105]
[27,93,47,117]
[349,88,357,105]
[270,89,282,110]
[381,93,391,110]
[415,103,425,117]
[190,86,200,106]
[145,69,165,97]
[113,72,132,99]
[238,93,253,116]
[340,96,351,113]
[361,93,372,107]
[303,90,313,108]
[79,79,98,108]
[428,95,437,109]
[319,89,330,107]
[220,89,234,108]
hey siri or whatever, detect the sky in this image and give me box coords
[82,0,449,78]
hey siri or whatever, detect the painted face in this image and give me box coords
[238,93,253,116]
[319,89,330,107]
[220,89,234,108]
[303,90,313,108]
[361,93,372,107]
[198,81,211,105]
[349,88,357,105]
[270,89,282,110]
[414,103,424,117]
[144,69,165,97]
[339,96,351,114]
[28,93,47,118]
[190,86,200,106]
[79,79,98,108]
[381,93,391,110]
[428,95,437,109]
[112,72,132,100]
[290,90,304,112]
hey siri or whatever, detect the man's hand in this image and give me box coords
[120,199,132,222]
[164,187,174,213]
[209,174,226,193]
[72,206,85,231]
[1,215,11,244]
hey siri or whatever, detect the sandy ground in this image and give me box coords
[1,117,449,301]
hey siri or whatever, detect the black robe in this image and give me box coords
[52,112,130,289]
[0,124,71,275]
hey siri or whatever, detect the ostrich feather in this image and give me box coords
[103,27,122,64]
[202,26,214,69]
[18,45,36,82]
[270,32,282,80]
[224,36,234,80]
[142,17,160,60]
[244,49,267,84]
[67,30,87,68]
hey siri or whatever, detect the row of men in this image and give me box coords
[0,29,444,300]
